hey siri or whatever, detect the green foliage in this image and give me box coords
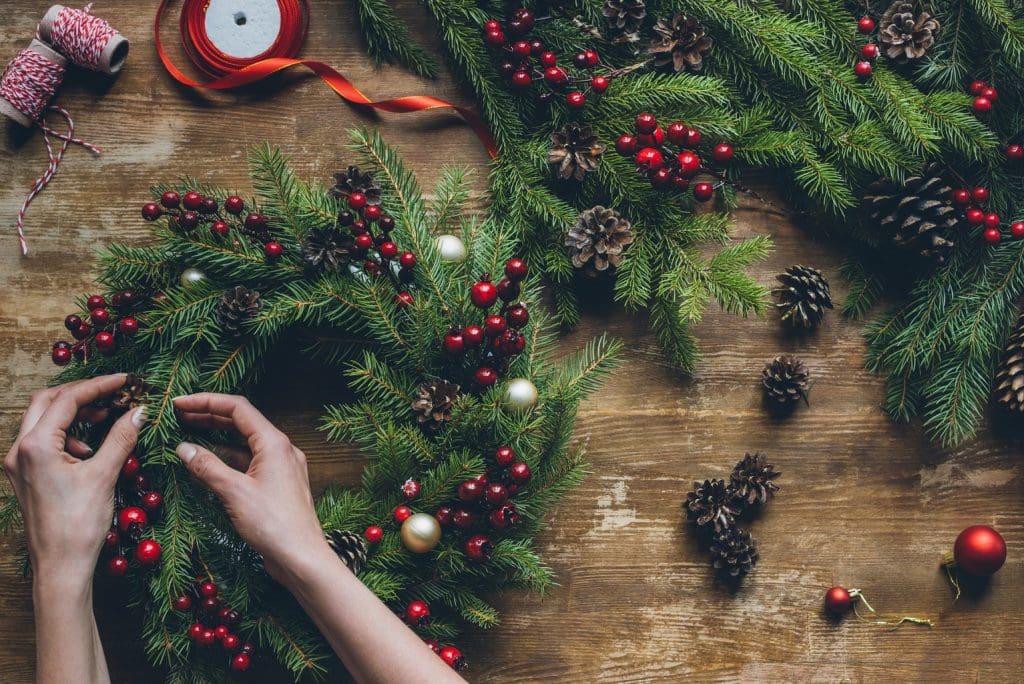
[28,135,619,680]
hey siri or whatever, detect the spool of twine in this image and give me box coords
[37,4,129,75]
[0,39,66,127]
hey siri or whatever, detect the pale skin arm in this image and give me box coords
[172,393,466,684]
[4,374,146,684]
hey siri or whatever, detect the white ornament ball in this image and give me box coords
[503,378,538,410]
[179,268,207,286]
[400,512,442,553]
[436,234,467,263]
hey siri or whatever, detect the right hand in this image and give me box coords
[172,393,330,583]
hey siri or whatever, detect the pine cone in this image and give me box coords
[331,165,382,205]
[994,311,1024,414]
[111,373,152,410]
[548,123,605,181]
[762,355,810,407]
[773,265,833,328]
[565,206,635,275]
[710,527,759,580]
[216,286,262,340]
[648,13,712,73]
[412,378,460,431]
[684,479,739,532]
[603,0,646,36]
[325,530,367,575]
[863,164,957,263]
[730,452,780,506]
[878,2,940,63]
[302,227,355,275]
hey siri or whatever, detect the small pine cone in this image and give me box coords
[773,265,833,328]
[302,227,355,275]
[730,452,780,506]
[710,527,759,580]
[762,355,810,407]
[111,373,152,411]
[994,311,1024,414]
[565,206,635,275]
[215,286,262,340]
[325,530,367,575]
[331,165,382,205]
[648,13,712,73]
[684,478,739,532]
[863,164,957,263]
[878,2,940,63]
[603,0,646,36]
[412,378,460,431]
[548,123,605,181]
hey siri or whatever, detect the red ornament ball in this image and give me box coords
[972,186,990,204]
[973,96,993,113]
[471,277,499,308]
[969,79,987,95]
[965,208,985,225]
[984,227,1002,245]
[393,505,413,524]
[566,91,586,109]
[230,653,251,671]
[635,147,664,171]
[692,182,715,202]
[591,75,609,93]
[464,534,493,562]
[953,525,1007,576]
[824,586,853,615]
[264,241,283,258]
[635,112,657,134]
[475,366,498,387]
[117,506,148,532]
[1011,222,1024,239]
[711,143,734,163]
[861,43,879,59]
[495,446,516,466]
[854,60,873,78]
[505,257,528,282]
[1007,144,1024,161]
[405,600,431,626]
[857,16,875,33]
[439,645,465,670]
[365,525,384,543]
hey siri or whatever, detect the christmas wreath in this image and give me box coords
[32,130,620,679]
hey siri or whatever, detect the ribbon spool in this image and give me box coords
[0,40,66,127]
[38,4,130,75]
[156,0,497,157]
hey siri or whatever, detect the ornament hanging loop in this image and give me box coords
[849,589,933,630]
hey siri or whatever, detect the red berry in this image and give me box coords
[509,461,532,484]
[471,277,499,308]
[182,192,203,211]
[464,534,493,562]
[188,623,205,640]
[676,151,701,177]
[379,241,398,258]
[452,509,476,529]
[173,594,192,611]
[965,208,985,224]
[972,186,990,204]
[825,586,853,614]
[141,490,163,512]
[693,182,715,202]
[405,600,431,625]
[214,625,229,641]
[398,251,416,269]
[636,127,665,148]
[222,634,241,653]
[121,454,140,478]
[484,29,505,46]
[118,317,139,336]
[230,653,251,671]
[135,539,162,566]
[573,51,589,69]
[394,505,413,524]
[635,112,657,134]
[495,446,516,466]
[566,91,586,108]
[505,257,528,282]
[684,127,702,148]
[635,147,664,171]
[197,628,217,648]
[861,43,879,59]
[543,66,568,84]
[424,638,442,654]
[615,134,637,155]
[244,212,267,231]
[511,70,532,87]
[72,322,91,340]
[363,204,382,222]
[443,329,465,355]
[506,304,529,329]
[93,332,115,353]
[484,314,507,337]
[969,80,987,95]
[211,220,229,236]
[951,188,971,205]
[973,96,993,113]
[355,233,374,250]
[141,203,162,221]
[857,16,875,33]
[348,192,367,210]
[475,366,498,386]
[104,528,119,549]
[1007,144,1024,161]
[649,167,673,190]
[984,227,1002,244]
[90,307,110,326]
[85,294,105,310]
[484,482,509,506]
[591,75,609,93]
[264,241,283,258]
[585,49,599,67]
[51,347,71,366]
[483,19,501,32]
[981,86,998,101]
[199,581,218,598]
[458,479,484,502]
[439,645,465,670]
[160,191,180,209]
[463,325,485,347]
[538,51,556,67]
[178,210,200,231]
[435,506,454,527]
[365,525,384,543]
[224,195,244,214]
[107,555,129,577]
[854,60,873,78]
[984,212,1001,228]
[1012,222,1024,239]
[513,40,531,57]
[666,122,687,145]
[64,313,82,331]
[712,143,734,163]
[401,478,420,499]
[201,595,220,613]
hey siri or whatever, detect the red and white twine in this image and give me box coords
[42,4,118,71]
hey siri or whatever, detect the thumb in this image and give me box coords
[176,442,243,499]
[91,405,146,480]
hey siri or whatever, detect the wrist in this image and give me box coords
[273,540,348,598]
[33,567,93,606]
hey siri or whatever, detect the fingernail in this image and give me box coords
[131,405,148,428]
[176,442,198,464]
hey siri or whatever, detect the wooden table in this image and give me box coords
[2,2,1021,681]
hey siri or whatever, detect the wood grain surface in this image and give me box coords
[2,2,1022,682]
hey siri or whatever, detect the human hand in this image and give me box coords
[4,374,145,584]
[172,393,330,584]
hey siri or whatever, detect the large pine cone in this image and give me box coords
[331,165,382,205]
[548,123,605,181]
[774,265,833,329]
[762,355,810,407]
[648,13,712,73]
[684,478,739,532]
[603,0,646,36]
[302,227,355,275]
[565,206,635,275]
[216,286,262,340]
[112,373,152,411]
[412,378,460,431]
[710,527,759,580]
[994,311,1024,414]
[863,165,957,262]
[879,2,940,63]
[730,452,780,506]
[325,530,367,575]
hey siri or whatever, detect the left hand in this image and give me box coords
[4,374,145,582]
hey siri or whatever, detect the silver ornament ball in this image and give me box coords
[436,234,467,263]
[179,267,207,286]
[400,512,442,553]
[503,378,538,410]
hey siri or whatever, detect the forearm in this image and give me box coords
[32,572,109,684]
[281,545,465,684]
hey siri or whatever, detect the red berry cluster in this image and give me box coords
[443,258,530,388]
[399,602,466,671]
[174,579,255,671]
[853,16,879,78]
[336,201,417,307]
[950,184,1024,244]
[51,290,141,365]
[968,79,999,114]
[104,453,163,576]
[615,113,733,200]
[482,9,610,110]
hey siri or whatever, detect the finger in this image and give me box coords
[89,406,146,481]
[176,442,246,499]
[65,436,94,459]
[212,444,254,472]
[31,374,128,440]
[19,377,106,434]
[176,410,237,433]
[173,394,287,452]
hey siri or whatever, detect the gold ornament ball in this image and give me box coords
[504,378,538,410]
[436,234,467,263]
[400,513,442,553]
[179,267,206,286]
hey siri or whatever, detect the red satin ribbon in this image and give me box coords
[154,0,497,158]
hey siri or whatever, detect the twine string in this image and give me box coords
[849,589,933,630]
[42,3,117,70]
